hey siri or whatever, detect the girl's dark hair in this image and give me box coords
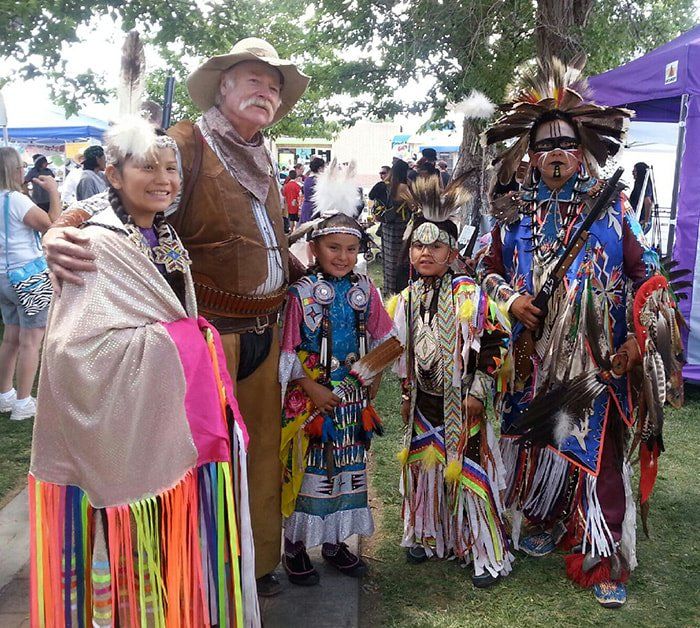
[309,157,325,173]
[529,109,581,149]
[389,158,409,201]
[629,162,652,209]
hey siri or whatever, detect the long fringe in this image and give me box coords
[29,462,248,628]
[402,419,512,576]
[581,474,616,558]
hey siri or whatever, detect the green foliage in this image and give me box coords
[0,0,696,133]
[313,0,695,125]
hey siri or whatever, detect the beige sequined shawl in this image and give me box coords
[30,206,201,508]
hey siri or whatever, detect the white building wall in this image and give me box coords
[331,120,402,189]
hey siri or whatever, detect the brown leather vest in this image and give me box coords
[168,120,288,297]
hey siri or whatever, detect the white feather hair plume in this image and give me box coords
[104,115,172,165]
[312,159,361,219]
[448,90,496,125]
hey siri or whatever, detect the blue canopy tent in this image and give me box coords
[7,108,108,144]
[589,25,700,381]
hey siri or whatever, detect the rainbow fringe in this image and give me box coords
[454,458,508,563]
[405,411,509,563]
[29,461,244,628]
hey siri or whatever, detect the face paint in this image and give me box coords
[530,119,583,188]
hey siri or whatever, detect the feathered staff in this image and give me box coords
[303,337,404,439]
[118,30,146,116]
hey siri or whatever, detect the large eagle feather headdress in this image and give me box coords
[483,57,633,184]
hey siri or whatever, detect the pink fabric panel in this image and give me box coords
[197,317,250,447]
[280,293,303,354]
[163,317,231,464]
[368,282,394,339]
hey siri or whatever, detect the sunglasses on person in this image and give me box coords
[379,170,389,176]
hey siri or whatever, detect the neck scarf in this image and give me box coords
[200,106,273,203]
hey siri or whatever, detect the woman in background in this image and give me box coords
[0,147,60,420]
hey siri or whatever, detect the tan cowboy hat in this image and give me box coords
[186,37,310,126]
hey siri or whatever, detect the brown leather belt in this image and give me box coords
[194,281,286,318]
[207,312,279,335]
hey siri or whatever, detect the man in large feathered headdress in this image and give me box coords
[478,57,685,608]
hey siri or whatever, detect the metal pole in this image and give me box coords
[634,168,650,218]
[0,92,8,146]
[666,93,689,255]
[161,76,175,129]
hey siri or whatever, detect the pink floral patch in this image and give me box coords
[285,386,309,418]
[304,353,320,370]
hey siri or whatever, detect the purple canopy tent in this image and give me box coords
[589,25,700,381]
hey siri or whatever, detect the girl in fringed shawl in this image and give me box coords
[387,175,514,588]
[279,161,395,585]
[29,117,260,627]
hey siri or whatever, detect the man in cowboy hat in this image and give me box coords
[42,37,310,597]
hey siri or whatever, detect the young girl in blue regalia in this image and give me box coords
[279,162,395,585]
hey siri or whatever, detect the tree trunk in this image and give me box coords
[535,0,594,61]
[453,118,492,238]
[453,0,595,243]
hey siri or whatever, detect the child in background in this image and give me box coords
[283,170,302,231]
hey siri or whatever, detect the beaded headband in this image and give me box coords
[310,225,363,240]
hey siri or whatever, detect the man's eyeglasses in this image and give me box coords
[379,171,389,176]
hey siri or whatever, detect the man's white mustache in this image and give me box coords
[240,97,275,116]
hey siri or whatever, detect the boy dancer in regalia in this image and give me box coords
[388,175,514,588]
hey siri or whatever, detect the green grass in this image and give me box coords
[0,321,34,507]
[0,410,33,507]
[362,374,700,627]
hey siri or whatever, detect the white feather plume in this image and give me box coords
[448,90,496,124]
[312,159,361,219]
[104,115,159,165]
[553,410,575,448]
[118,30,146,117]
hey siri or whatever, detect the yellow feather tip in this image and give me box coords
[422,445,439,469]
[445,460,463,484]
[396,447,409,467]
[459,299,475,321]
[386,294,399,320]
